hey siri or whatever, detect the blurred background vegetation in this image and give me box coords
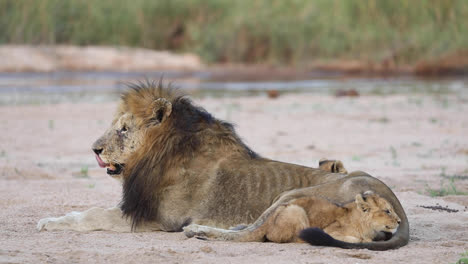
[1,0,467,66]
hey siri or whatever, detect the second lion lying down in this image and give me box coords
[184,191,400,246]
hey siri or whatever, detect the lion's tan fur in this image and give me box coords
[88,81,409,249]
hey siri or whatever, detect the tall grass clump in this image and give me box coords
[0,0,467,65]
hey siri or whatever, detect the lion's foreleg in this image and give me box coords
[183,223,267,242]
[184,224,242,240]
[37,207,161,232]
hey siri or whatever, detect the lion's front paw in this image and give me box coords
[37,212,80,231]
[183,224,207,238]
[37,218,47,231]
[37,217,59,231]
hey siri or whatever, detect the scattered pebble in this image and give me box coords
[200,246,213,253]
[267,90,280,99]
[335,89,359,97]
[418,205,459,213]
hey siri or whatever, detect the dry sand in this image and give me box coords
[1,93,467,263]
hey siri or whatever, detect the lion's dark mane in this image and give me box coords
[119,81,257,230]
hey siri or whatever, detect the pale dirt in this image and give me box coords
[1,93,467,264]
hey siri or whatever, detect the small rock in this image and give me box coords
[267,90,280,99]
[335,89,359,97]
[200,246,213,253]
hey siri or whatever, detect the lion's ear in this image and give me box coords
[152,98,172,123]
[355,194,370,213]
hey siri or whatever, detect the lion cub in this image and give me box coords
[184,191,400,246]
[265,191,400,244]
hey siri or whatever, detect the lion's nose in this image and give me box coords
[93,148,103,155]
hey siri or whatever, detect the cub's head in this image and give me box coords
[92,82,174,180]
[355,191,401,234]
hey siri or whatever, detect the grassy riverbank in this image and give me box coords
[1,0,467,67]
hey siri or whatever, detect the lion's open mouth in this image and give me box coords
[95,154,109,168]
[107,163,124,175]
[95,154,124,175]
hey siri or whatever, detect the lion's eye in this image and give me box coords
[121,126,128,133]
[385,209,391,214]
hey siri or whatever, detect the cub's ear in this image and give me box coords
[152,98,172,123]
[355,194,370,213]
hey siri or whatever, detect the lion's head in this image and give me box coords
[355,191,401,234]
[92,112,143,179]
[92,82,175,180]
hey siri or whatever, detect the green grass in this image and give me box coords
[389,146,400,166]
[454,251,468,264]
[1,0,467,65]
[72,165,90,178]
[425,177,467,197]
[48,120,54,130]
[80,165,89,178]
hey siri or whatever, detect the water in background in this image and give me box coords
[0,71,467,105]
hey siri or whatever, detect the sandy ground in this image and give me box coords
[1,92,468,264]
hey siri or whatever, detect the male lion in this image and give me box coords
[184,191,400,247]
[37,81,409,250]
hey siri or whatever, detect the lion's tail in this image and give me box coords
[299,228,354,249]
